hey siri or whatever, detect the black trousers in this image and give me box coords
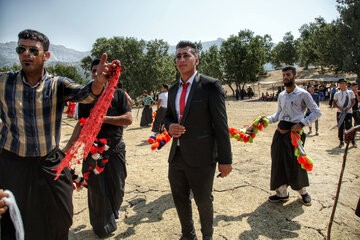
[168,148,216,239]
[353,111,360,126]
[329,94,335,107]
[0,148,73,240]
[151,107,167,133]
[82,142,127,238]
[140,106,153,127]
[337,112,353,142]
[270,130,309,191]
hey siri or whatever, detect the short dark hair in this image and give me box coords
[338,78,347,84]
[18,29,50,51]
[91,59,100,70]
[162,84,169,90]
[282,66,296,76]
[176,41,198,58]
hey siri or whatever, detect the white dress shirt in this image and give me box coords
[175,71,197,122]
[267,86,321,126]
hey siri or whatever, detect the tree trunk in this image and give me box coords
[227,84,235,96]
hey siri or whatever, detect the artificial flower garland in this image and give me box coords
[151,111,156,128]
[291,130,314,171]
[147,129,172,150]
[229,116,269,143]
[54,60,121,179]
[69,138,111,190]
[66,101,76,118]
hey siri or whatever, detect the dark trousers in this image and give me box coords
[353,111,360,126]
[151,107,167,133]
[0,148,73,240]
[329,94,335,107]
[82,142,127,238]
[337,112,353,142]
[168,148,216,239]
[270,131,309,191]
[140,106,153,127]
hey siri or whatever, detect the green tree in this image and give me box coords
[47,64,84,84]
[271,32,298,67]
[91,37,146,97]
[336,0,360,79]
[297,17,341,73]
[198,46,223,80]
[0,64,21,72]
[297,18,323,69]
[80,56,93,79]
[141,40,176,97]
[221,30,270,90]
[0,67,11,72]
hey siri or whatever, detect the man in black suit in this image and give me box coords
[164,41,232,240]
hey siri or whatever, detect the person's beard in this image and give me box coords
[284,77,295,87]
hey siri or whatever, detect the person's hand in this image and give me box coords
[338,107,344,112]
[168,123,186,138]
[345,128,356,143]
[245,125,255,135]
[0,189,9,219]
[91,53,118,96]
[218,164,232,178]
[291,123,303,132]
[345,106,352,111]
[149,105,152,109]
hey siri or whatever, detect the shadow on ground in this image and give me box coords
[115,193,174,239]
[326,146,345,156]
[214,200,305,239]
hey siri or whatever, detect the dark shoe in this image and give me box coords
[301,193,312,206]
[307,130,312,135]
[353,142,357,148]
[179,235,198,240]
[339,142,344,148]
[115,211,120,222]
[269,194,289,202]
[315,132,319,136]
[202,236,213,240]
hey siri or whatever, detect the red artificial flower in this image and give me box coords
[303,162,313,171]
[297,156,309,165]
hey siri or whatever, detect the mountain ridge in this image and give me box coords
[0,38,274,71]
[0,41,91,67]
[0,39,225,67]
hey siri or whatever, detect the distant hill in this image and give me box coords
[0,41,90,67]
[168,38,225,54]
[1,38,275,71]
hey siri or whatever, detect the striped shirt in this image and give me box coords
[0,70,98,157]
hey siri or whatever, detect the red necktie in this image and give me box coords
[179,82,190,123]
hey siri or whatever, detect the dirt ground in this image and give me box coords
[60,95,360,240]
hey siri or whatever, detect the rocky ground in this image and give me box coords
[60,97,360,240]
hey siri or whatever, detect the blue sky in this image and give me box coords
[0,0,339,51]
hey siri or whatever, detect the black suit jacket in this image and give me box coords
[164,73,232,167]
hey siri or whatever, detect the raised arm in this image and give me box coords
[91,53,117,96]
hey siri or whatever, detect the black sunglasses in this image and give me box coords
[15,46,43,56]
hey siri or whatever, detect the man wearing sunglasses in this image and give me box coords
[0,29,113,240]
